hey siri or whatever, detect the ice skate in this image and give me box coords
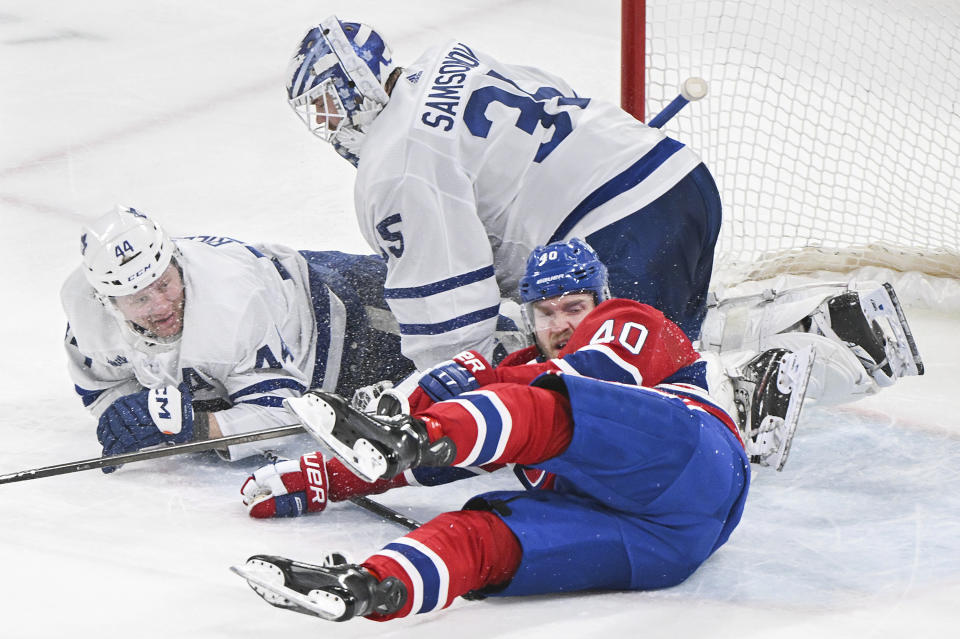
[231,554,406,621]
[284,390,455,482]
[811,283,923,385]
[731,346,815,471]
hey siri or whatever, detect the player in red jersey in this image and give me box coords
[233,239,753,622]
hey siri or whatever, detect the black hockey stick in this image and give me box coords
[1,423,422,531]
[348,495,422,531]
[647,77,709,129]
[0,424,305,484]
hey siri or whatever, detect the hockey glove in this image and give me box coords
[97,383,195,468]
[418,350,496,402]
[241,451,409,518]
[350,380,395,413]
[241,451,329,518]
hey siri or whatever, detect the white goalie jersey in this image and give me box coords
[354,40,703,369]
[61,237,318,460]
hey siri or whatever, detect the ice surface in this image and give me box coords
[1,2,958,637]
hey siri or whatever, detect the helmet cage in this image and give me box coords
[290,78,349,143]
[286,16,394,164]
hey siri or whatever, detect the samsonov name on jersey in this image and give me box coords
[419,42,481,132]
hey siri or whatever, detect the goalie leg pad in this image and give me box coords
[700,283,843,353]
[702,282,923,394]
[762,332,878,404]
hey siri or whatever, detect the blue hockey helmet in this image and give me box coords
[519,238,610,306]
[518,239,609,355]
[286,16,396,166]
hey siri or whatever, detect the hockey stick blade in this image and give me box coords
[0,424,305,485]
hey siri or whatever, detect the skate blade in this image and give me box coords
[352,439,389,483]
[861,283,924,376]
[770,345,816,471]
[284,394,387,483]
[284,394,337,436]
[230,561,347,621]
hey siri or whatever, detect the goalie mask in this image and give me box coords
[286,16,396,167]
[519,238,610,356]
[81,205,184,350]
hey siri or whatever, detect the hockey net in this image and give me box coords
[637,0,960,304]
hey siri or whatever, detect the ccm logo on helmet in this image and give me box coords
[127,264,152,282]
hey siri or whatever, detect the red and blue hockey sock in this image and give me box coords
[418,382,573,467]
[361,509,522,621]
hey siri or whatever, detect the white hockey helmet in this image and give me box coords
[81,205,177,298]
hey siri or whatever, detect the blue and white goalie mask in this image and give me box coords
[286,16,396,166]
[518,238,610,345]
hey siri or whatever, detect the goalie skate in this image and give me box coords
[852,283,923,381]
[284,391,455,482]
[807,283,922,387]
[731,346,815,471]
[230,554,406,622]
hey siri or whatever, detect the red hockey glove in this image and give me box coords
[241,451,330,518]
[241,451,409,519]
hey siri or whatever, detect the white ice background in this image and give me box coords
[1,2,958,637]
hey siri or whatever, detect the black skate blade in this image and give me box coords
[230,562,348,621]
[881,283,924,375]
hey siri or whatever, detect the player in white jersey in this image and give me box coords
[62,206,415,465]
[285,17,721,370]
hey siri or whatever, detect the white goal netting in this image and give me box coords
[643,0,960,292]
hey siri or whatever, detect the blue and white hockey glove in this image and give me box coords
[418,350,496,401]
[240,451,329,518]
[97,383,195,468]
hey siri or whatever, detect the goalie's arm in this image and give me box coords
[359,171,501,370]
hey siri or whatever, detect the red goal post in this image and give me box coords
[620,0,645,122]
[622,0,960,296]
